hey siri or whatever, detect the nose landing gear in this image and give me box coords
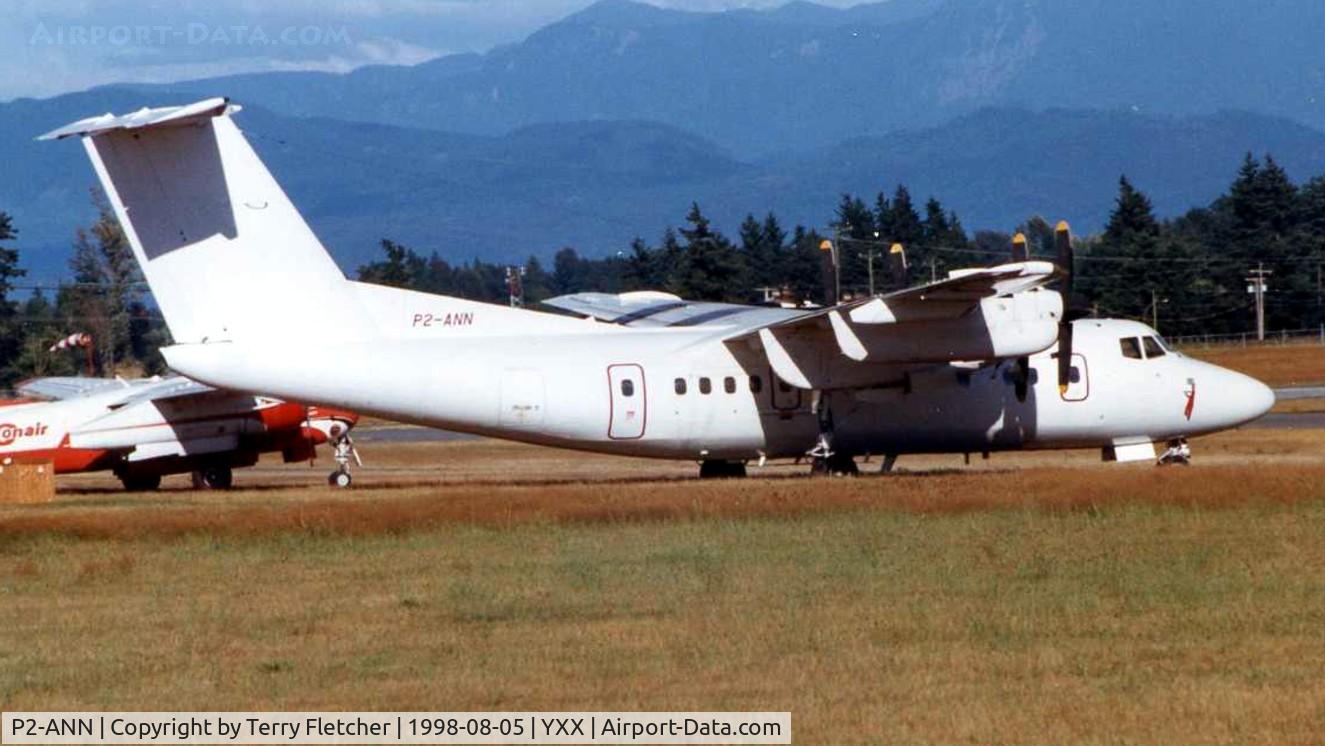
[328,427,361,488]
[1157,438,1192,466]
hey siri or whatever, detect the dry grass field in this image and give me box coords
[1183,341,1325,387]
[2,339,1325,746]
[3,427,1325,743]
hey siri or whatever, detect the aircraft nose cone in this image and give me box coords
[1217,369,1275,427]
[1246,376,1276,421]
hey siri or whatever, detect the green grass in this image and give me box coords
[4,498,1325,743]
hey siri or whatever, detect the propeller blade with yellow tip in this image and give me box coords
[1011,232,1029,262]
[888,243,907,287]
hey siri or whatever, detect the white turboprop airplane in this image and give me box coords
[41,99,1275,478]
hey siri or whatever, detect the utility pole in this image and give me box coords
[864,248,876,296]
[1151,289,1159,332]
[505,265,525,308]
[930,257,937,283]
[1246,263,1272,342]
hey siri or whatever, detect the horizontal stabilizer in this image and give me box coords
[37,98,234,141]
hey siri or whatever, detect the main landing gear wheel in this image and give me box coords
[1157,438,1192,466]
[191,465,233,490]
[329,470,353,488]
[699,460,747,479]
[811,453,859,477]
[119,474,161,492]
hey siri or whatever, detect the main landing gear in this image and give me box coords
[119,473,161,492]
[327,426,361,488]
[1157,438,1192,466]
[699,460,747,479]
[808,391,859,477]
[192,464,233,490]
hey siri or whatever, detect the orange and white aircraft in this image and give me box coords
[0,376,359,490]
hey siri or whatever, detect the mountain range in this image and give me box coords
[4,0,1325,281]
[104,0,1325,156]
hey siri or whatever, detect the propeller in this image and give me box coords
[1009,232,1032,401]
[1006,226,1076,401]
[888,243,908,288]
[1053,221,1080,395]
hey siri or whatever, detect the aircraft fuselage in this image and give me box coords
[166,317,1273,464]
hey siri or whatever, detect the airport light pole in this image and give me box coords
[863,230,881,296]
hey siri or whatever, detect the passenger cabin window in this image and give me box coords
[1143,336,1166,358]
[674,378,687,395]
[620,379,635,397]
[724,376,736,394]
[1120,337,1143,359]
[749,375,763,394]
[699,377,712,395]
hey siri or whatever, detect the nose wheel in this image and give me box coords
[1157,438,1191,466]
[328,430,361,488]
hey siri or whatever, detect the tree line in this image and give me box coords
[0,191,160,387]
[358,153,1325,338]
[2,152,1323,385]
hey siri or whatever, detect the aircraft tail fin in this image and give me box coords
[40,98,368,345]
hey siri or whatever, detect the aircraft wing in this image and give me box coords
[16,375,215,405]
[546,262,1062,390]
[737,261,1061,337]
[545,261,1058,336]
[16,377,136,401]
[541,291,802,329]
[724,262,1063,389]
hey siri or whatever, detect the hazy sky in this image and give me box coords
[2,0,863,101]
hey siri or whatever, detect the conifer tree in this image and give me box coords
[62,190,144,375]
[0,212,25,384]
[675,202,746,302]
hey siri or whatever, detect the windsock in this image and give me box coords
[49,333,92,353]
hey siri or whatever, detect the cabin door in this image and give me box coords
[608,364,647,439]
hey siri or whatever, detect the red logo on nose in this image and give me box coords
[1183,380,1196,421]
[0,422,48,447]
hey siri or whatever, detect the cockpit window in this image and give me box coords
[1143,336,1166,358]
[1120,337,1143,359]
